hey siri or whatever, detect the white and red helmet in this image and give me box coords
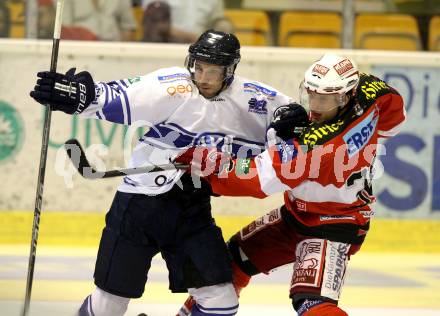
[303,53,359,95]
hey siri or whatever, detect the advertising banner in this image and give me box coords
[1,40,439,219]
[372,65,440,217]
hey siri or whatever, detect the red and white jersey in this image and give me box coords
[210,73,406,229]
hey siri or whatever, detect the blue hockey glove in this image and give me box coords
[270,102,309,140]
[30,68,95,115]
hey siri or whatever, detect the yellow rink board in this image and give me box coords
[1,211,440,252]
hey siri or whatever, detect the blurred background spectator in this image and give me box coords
[142,0,225,43]
[142,1,182,43]
[2,0,440,52]
[37,0,56,39]
[62,0,137,41]
[37,0,98,40]
[210,16,235,34]
[0,2,11,37]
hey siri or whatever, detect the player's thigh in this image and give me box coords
[230,206,297,274]
[163,221,232,292]
[94,191,161,298]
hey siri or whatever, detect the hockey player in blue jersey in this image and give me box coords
[30,30,295,316]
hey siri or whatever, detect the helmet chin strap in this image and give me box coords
[188,61,237,99]
[202,73,235,99]
[336,93,354,117]
[204,76,233,99]
[221,74,234,89]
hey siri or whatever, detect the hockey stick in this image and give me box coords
[64,139,189,179]
[22,1,65,315]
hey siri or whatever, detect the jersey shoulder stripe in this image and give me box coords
[243,82,278,97]
[152,67,191,84]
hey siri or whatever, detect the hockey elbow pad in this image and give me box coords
[30,68,95,115]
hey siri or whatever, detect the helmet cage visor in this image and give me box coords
[299,80,346,113]
[186,55,236,83]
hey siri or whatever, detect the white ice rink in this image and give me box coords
[0,246,439,316]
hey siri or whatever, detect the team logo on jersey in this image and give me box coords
[243,83,277,97]
[343,111,378,157]
[0,101,24,164]
[277,139,298,163]
[248,98,268,115]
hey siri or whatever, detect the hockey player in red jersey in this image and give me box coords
[175,53,406,316]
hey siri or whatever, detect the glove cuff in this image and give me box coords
[74,71,95,114]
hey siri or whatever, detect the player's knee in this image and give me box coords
[227,236,259,277]
[294,299,348,316]
[189,282,239,315]
[78,287,129,316]
[231,260,250,295]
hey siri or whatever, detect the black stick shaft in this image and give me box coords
[22,1,64,315]
[64,138,188,179]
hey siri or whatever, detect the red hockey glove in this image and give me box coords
[174,147,232,176]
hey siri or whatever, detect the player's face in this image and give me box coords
[307,91,347,123]
[193,60,225,98]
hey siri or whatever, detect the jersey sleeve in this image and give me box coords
[253,81,294,129]
[209,139,323,198]
[375,89,406,138]
[359,75,406,138]
[79,70,190,126]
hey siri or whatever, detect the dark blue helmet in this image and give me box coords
[186,30,241,83]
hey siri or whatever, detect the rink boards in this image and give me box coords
[1,210,440,252]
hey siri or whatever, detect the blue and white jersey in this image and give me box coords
[79,66,293,195]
